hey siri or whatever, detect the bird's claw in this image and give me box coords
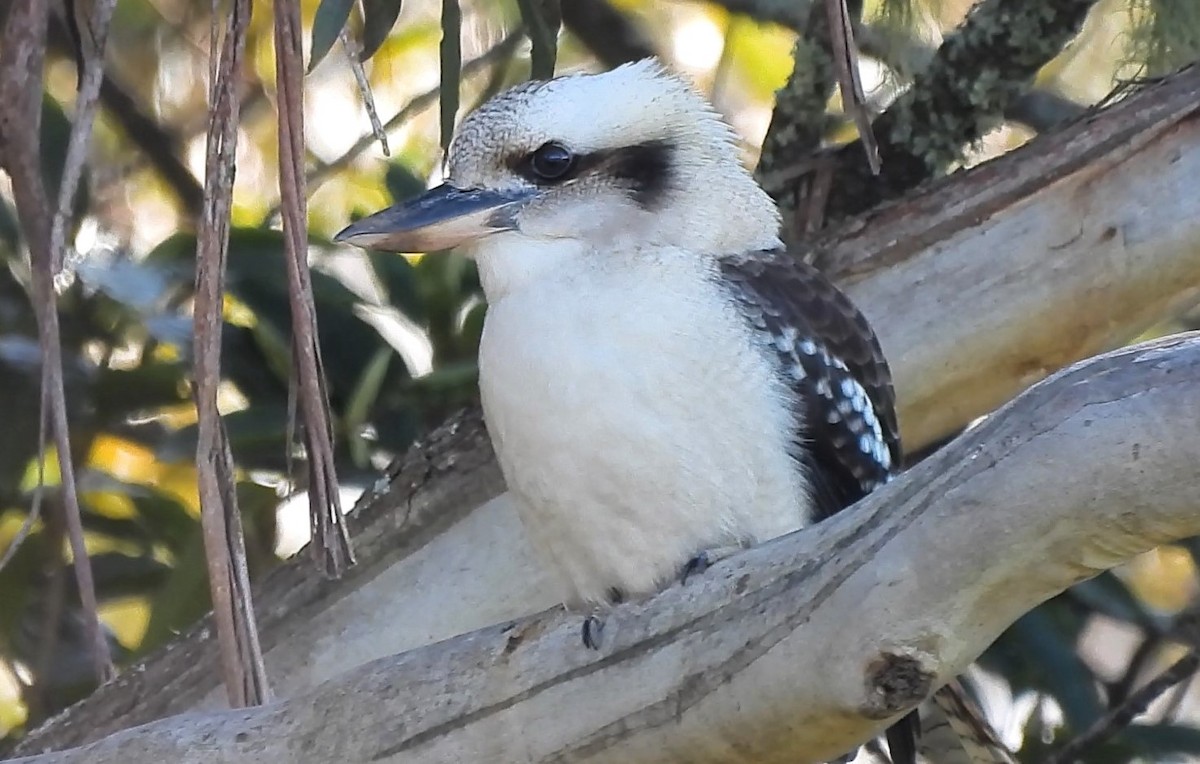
[681,551,714,585]
[681,545,739,585]
[582,613,604,650]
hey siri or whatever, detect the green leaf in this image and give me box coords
[143,230,199,263]
[345,346,393,467]
[1068,573,1158,630]
[1002,607,1103,731]
[1112,723,1200,757]
[366,248,422,318]
[147,228,388,404]
[128,490,198,555]
[360,0,404,62]
[159,405,291,471]
[77,471,198,554]
[515,0,558,79]
[385,161,426,204]
[439,0,462,154]
[408,359,477,393]
[87,552,170,600]
[309,0,355,73]
[0,197,19,257]
[140,522,209,652]
[40,93,88,224]
[141,481,278,654]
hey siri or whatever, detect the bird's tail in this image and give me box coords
[915,679,1016,764]
[830,678,1014,764]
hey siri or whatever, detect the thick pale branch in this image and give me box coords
[828,63,1200,448]
[11,334,1200,764]
[10,60,1200,761]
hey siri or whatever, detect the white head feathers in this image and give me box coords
[448,59,782,257]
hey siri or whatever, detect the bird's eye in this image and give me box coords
[529,142,575,181]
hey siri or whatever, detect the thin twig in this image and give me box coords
[1045,651,1200,763]
[276,0,354,576]
[819,0,1101,222]
[755,0,847,225]
[43,16,202,215]
[193,0,267,708]
[757,0,1101,229]
[0,0,114,683]
[1107,633,1165,706]
[823,0,878,174]
[1050,604,1200,763]
[263,31,521,222]
[49,0,118,287]
[340,27,389,157]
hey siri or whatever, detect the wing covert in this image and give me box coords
[717,248,901,520]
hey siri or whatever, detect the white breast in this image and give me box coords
[476,242,810,606]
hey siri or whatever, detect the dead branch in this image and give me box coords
[190,0,268,708]
[10,333,1200,764]
[0,0,113,683]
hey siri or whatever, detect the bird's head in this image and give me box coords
[336,59,781,284]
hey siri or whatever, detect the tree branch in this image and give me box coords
[815,62,1200,447]
[0,0,113,684]
[756,0,857,234]
[10,333,1200,764]
[756,0,1101,231]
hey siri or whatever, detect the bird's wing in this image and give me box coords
[716,248,901,520]
[718,251,1013,764]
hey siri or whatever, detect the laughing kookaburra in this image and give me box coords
[336,59,1012,764]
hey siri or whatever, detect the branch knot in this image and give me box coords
[861,651,935,719]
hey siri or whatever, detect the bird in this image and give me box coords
[336,58,1011,764]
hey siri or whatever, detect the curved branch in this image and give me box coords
[820,63,1200,447]
[11,333,1200,764]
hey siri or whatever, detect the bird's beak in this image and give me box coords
[333,184,535,253]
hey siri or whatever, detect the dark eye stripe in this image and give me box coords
[599,140,672,209]
[509,139,674,210]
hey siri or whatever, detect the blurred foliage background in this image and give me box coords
[0,0,1199,760]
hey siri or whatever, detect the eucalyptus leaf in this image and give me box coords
[86,552,171,600]
[309,0,355,73]
[360,0,404,62]
[1068,573,1160,630]
[1005,608,1104,732]
[0,197,19,257]
[159,405,291,470]
[93,362,189,417]
[385,161,426,204]
[439,0,462,154]
[367,248,422,317]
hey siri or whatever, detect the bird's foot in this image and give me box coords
[581,589,623,650]
[581,612,605,650]
[680,545,741,585]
